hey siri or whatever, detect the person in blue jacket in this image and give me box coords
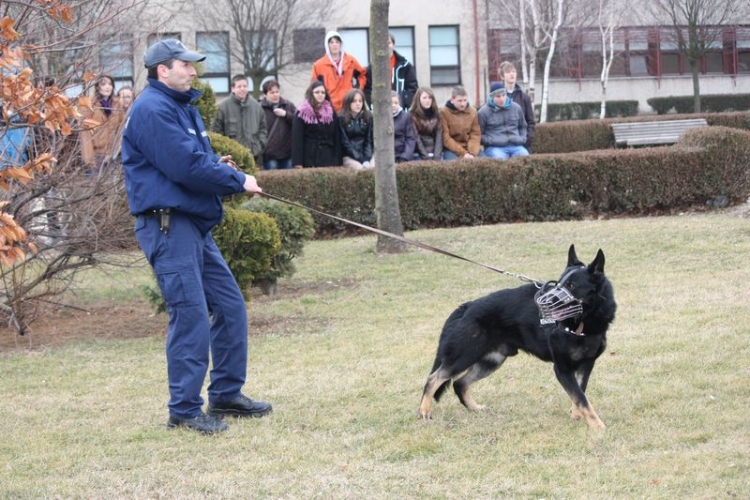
[122,39,272,435]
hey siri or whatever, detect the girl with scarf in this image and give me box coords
[292,81,343,168]
[409,87,443,161]
[80,74,127,171]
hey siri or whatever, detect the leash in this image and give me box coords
[257,192,542,286]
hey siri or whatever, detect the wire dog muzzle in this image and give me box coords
[535,267,584,325]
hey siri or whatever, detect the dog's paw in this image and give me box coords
[417,411,433,420]
[570,407,583,420]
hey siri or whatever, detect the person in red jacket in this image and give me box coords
[310,31,367,113]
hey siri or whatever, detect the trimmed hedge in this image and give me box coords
[257,127,750,236]
[536,100,639,122]
[532,111,750,154]
[647,94,750,115]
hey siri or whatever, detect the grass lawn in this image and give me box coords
[1,210,749,498]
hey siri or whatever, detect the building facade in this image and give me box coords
[102,0,750,115]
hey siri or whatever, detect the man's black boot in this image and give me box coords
[207,394,273,418]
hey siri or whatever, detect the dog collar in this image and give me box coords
[563,322,585,336]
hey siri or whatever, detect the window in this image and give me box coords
[338,28,369,66]
[488,29,522,81]
[660,33,682,75]
[429,25,460,85]
[738,28,750,73]
[147,32,181,46]
[196,32,230,94]
[247,30,277,73]
[294,28,325,63]
[99,38,134,89]
[390,27,415,66]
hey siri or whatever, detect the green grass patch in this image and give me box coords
[1,212,749,498]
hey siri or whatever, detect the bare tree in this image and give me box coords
[369,0,406,254]
[1,0,164,336]
[538,0,566,123]
[646,0,739,113]
[199,0,332,97]
[597,0,625,119]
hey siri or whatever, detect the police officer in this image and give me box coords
[122,39,272,435]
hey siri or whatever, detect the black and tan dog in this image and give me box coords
[418,245,616,429]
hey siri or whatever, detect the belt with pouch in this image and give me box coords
[140,208,172,234]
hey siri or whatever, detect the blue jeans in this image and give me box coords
[263,158,293,170]
[443,150,460,160]
[135,212,248,418]
[481,145,530,159]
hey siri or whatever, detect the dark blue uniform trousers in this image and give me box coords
[135,212,248,419]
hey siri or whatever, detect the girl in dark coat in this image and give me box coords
[391,90,416,163]
[339,89,374,169]
[292,81,342,168]
[409,86,443,161]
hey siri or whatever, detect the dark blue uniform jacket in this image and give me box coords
[122,78,246,234]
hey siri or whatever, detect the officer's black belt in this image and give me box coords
[140,208,172,234]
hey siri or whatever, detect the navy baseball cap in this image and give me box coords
[144,39,206,68]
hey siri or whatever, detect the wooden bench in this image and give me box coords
[611,118,708,148]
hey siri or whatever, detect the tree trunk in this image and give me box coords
[691,61,702,113]
[370,0,407,253]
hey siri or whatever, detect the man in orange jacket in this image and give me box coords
[310,31,367,113]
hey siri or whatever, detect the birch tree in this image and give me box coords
[598,0,624,119]
[538,0,565,123]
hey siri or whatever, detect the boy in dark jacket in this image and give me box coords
[364,33,419,109]
[499,61,536,152]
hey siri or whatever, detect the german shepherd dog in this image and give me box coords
[418,245,616,430]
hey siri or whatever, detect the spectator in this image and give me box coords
[1,117,31,169]
[117,86,134,110]
[339,89,374,169]
[409,87,443,161]
[364,32,419,109]
[109,86,135,164]
[310,31,367,113]
[259,80,296,170]
[478,82,529,159]
[391,90,416,163]
[80,74,125,171]
[292,81,342,168]
[499,61,536,153]
[440,86,481,160]
[212,74,267,167]
[1,42,32,169]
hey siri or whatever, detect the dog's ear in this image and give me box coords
[588,249,605,275]
[567,244,583,268]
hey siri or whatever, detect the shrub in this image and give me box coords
[240,197,316,294]
[257,127,750,236]
[537,100,639,122]
[192,78,218,129]
[208,132,257,175]
[647,94,750,114]
[212,207,281,299]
